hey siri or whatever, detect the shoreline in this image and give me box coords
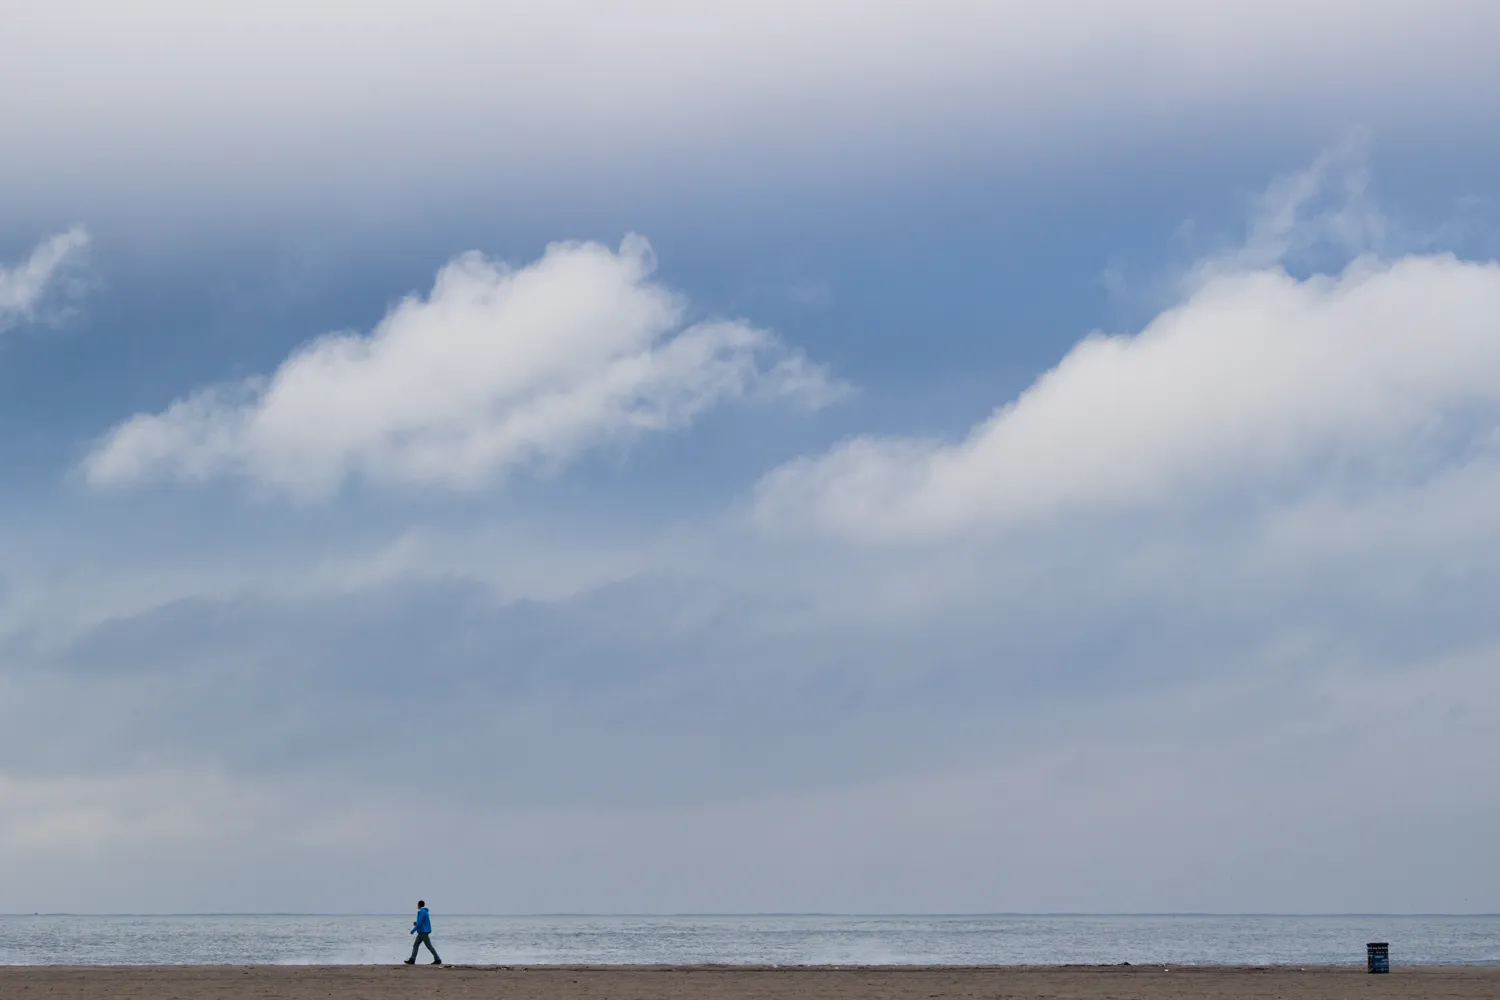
[4,964,1498,999]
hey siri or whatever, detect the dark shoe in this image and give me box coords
[403,959,415,965]
[431,959,443,965]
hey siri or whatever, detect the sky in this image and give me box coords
[4,0,1500,915]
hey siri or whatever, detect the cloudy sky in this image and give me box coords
[4,0,1500,915]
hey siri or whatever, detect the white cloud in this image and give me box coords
[1217,129,1386,275]
[0,227,89,329]
[753,156,1500,542]
[83,235,841,497]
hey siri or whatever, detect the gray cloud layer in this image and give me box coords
[6,2,1500,207]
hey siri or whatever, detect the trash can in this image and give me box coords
[1367,942,1389,974]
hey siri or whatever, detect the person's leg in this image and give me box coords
[421,933,442,962]
[407,934,422,963]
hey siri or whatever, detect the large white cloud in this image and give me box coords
[0,227,89,329]
[753,145,1500,543]
[83,235,840,497]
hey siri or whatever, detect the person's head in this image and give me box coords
[417,900,425,908]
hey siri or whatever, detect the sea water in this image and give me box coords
[1,914,1497,966]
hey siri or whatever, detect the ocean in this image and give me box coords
[2,914,1497,966]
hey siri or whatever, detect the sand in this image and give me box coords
[0,965,1495,999]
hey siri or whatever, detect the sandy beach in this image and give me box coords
[0,965,1494,999]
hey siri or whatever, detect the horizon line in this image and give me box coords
[5,912,1498,918]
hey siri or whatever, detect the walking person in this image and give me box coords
[405,899,443,965]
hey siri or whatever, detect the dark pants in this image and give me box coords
[409,932,441,962]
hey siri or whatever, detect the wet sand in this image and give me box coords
[1,965,1495,999]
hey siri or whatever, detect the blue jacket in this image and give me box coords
[412,907,432,934]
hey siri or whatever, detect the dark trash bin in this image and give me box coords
[1367,941,1389,974]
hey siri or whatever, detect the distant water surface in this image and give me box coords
[1,914,1497,966]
